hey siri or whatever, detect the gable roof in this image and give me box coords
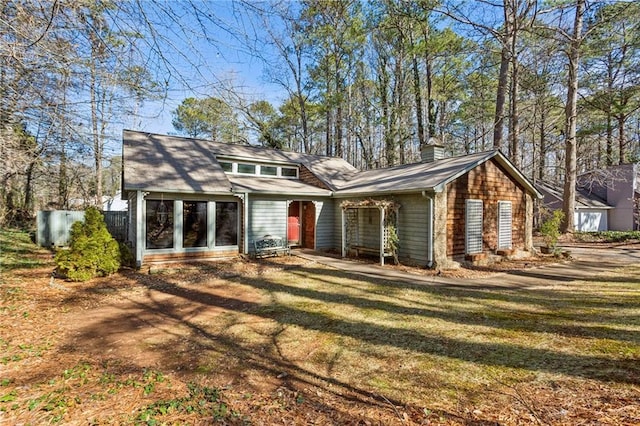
[203,135,358,190]
[335,150,542,198]
[122,130,356,195]
[122,131,541,199]
[537,181,613,209]
[122,130,231,194]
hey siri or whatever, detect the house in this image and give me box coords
[577,164,639,231]
[103,191,128,211]
[536,181,614,232]
[537,163,639,232]
[122,130,542,268]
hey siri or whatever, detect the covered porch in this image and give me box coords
[340,199,400,266]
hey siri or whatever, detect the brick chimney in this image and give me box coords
[420,142,445,163]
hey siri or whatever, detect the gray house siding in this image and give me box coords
[396,194,430,266]
[248,198,288,249]
[334,194,432,266]
[315,200,334,250]
[248,196,333,252]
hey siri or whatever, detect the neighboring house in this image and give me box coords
[578,164,639,231]
[103,191,128,211]
[536,181,614,232]
[122,130,542,268]
[537,163,640,232]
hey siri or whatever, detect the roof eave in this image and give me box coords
[333,188,436,198]
[123,186,233,195]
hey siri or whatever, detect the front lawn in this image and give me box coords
[1,230,639,424]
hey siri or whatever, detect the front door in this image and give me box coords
[302,201,315,249]
[287,201,301,246]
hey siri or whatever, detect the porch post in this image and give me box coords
[135,190,145,268]
[243,193,249,255]
[379,206,385,266]
[341,207,346,258]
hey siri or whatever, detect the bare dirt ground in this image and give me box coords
[1,242,639,425]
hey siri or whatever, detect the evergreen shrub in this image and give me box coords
[55,207,121,281]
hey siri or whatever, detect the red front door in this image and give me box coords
[287,202,300,245]
[302,201,315,249]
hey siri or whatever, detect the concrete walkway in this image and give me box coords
[294,245,640,289]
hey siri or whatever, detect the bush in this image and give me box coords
[55,207,121,281]
[539,210,565,252]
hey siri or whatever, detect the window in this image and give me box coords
[218,160,298,179]
[465,199,483,254]
[215,202,238,246]
[146,199,174,249]
[183,201,207,248]
[260,165,277,176]
[281,167,298,178]
[497,201,512,249]
[237,163,255,174]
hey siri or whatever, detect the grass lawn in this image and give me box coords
[1,228,639,424]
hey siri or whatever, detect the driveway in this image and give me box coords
[295,244,640,289]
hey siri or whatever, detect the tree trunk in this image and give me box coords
[493,13,511,150]
[538,110,547,182]
[409,30,426,148]
[509,57,520,167]
[561,0,585,234]
[618,114,626,164]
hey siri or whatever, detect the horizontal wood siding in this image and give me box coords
[128,193,137,249]
[249,198,287,248]
[336,195,430,265]
[446,159,527,257]
[396,194,429,266]
[358,209,382,248]
[315,200,334,249]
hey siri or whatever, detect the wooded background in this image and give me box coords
[2,0,638,232]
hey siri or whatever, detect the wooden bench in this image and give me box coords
[350,245,393,257]
[253,235,291,258]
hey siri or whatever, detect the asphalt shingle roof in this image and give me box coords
[123,130,231,194]
[123,131,541,198]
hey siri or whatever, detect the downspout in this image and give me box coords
[243,192,249,255]
[341,207,346,258]
[422,191,434,268]
[379,206,385,266]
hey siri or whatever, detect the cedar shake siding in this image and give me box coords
[299,165,331,190]
[446,159,527,257]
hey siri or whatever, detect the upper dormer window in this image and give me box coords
[281,167,298,178]
[218,159,298,179]
[237,163,256,174]
[260,166,278,176]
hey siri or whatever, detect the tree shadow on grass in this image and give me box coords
[55,258,640,424]
[57,273,487,424]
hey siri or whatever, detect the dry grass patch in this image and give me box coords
[1,230,639,424]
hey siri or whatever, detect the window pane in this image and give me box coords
[183,201,207,248]
[237,163,255,174]
[146,200,174,249]
[216,202,238,246]
[219,161,232,172]
[281,167,297,177]
[260,165,277,176]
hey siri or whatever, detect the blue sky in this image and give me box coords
[128,1,284,137]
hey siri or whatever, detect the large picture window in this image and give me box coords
[215,202,238,246]
[146,199,174,249]
[183,201,207,248]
